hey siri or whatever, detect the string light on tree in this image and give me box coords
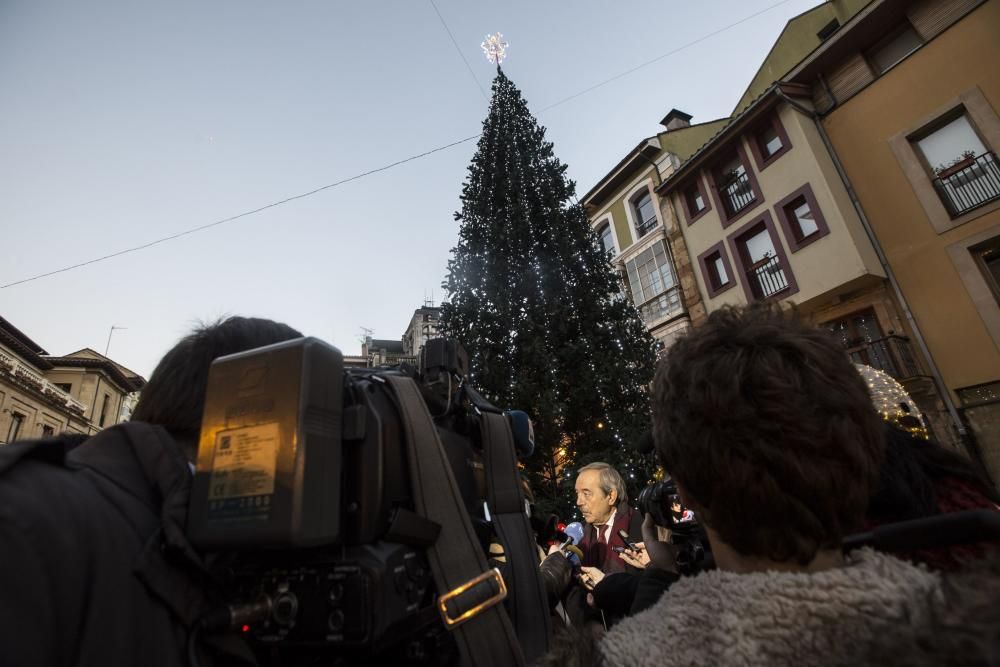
[439,65,658,519]
[481,32,509,65]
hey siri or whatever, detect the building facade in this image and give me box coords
[784,0,1000,478]
[402,306,441,358]
[583,111,729,348]
[0,316,145,444]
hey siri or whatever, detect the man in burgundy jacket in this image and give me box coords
[575,462,644,573]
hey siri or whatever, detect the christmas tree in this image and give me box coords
[441,65,659,519]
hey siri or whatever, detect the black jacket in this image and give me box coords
[0,422,255,667]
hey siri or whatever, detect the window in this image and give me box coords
[750,116,791,171]
[680,178,711,225]
[713,149,759,222]
[740,226,788,300]
[696,241,735,298]
[973,239,1000,306]
[867,24,923,75]
[54,382,72,394]
[775,184,830,251]
[42,425,54,437]
[624,241,682,324]
[7,412,24,443]
[817,18,839,41]
[596,222,616,256]
[686,186,706,215]
[825,309,920,379]
[758,124,783,159]
[632,191,659,238]
[99,394,110,427]
[914,113,1000,217]
[727,212,798,302]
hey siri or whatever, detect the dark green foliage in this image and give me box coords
[441,69,659,519]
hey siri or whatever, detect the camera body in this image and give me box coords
[187,337,514,664]
[636,478,707,574]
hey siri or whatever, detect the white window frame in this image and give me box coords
[622,180,664,249]
[591,213,618,257]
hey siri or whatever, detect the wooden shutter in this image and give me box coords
[907,0,984,41]
[826,53,875,104]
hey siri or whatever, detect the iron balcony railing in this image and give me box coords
[933,152,1000,217]
[747,254,789,300]
[636,216,659,238]
[720,170,755,217]
[848,335,922,381]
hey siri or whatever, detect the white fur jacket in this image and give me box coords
[600,549,942,666]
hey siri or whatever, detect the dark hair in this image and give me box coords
[651,304,884,564]
[131,317,302,454]
[869,423,1000,523]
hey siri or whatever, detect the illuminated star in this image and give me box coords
[481,32,509,65]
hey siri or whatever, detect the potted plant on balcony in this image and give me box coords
[934,150,977,179]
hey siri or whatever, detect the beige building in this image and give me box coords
[0,316,146,443]
[583,110,729,348]
[784,0,1000,478]
[656,81,959,446]
[402,305,441,358]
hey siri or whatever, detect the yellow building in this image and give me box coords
[0,316,145,443]
[784,0,1000,479]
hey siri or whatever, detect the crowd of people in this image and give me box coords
[1,304,998,666]
[538,304,1000,666]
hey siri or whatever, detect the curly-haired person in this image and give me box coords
[599,304,945,667]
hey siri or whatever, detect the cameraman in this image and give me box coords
[0,316,302,667]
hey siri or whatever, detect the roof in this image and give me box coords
[731,0,872,114]
[582,118,730,210]
[45,350,147,392]
[582,137,661,207]
[783,0,913,84]
[656,83,812,193]
[0,315,48,355]
[658,118,732,164]
[369,339,404,354]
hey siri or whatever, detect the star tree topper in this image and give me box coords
[481,32,509,65]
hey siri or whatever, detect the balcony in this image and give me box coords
[638,285,684,325]
[848,335,922,381]
[933,152,1000,217]
[0,352,87,414]
[719,170,756,217]
[635,216,659,239]
[746,254,789,300]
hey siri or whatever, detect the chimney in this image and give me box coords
[660,109,693,132]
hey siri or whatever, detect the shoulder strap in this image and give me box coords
[481,411,551,664]
[385,376,525,667]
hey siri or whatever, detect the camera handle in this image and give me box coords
[386,376,526,667]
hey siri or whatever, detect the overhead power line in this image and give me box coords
[540,0,800,112]
[0,134,480,289]
[2,0,802,290]
[428,0,489,100]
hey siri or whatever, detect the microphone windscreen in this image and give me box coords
[507,410,535,459]
[564,521,585,545]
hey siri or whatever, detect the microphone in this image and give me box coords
[506,410,535,459]
[558,523,585,567]
[563,521,585,548]
[633,430,654,455]
[563,544,584,567]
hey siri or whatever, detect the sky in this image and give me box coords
[0,0,820,379]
